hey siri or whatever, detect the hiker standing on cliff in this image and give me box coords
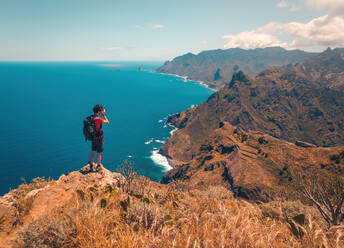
[84,104,109,170]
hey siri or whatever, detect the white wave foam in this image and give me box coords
[127,155,132,158]
[170,127,178,135]
[199,81,216,91]
[144,138,154,145]
[158,72,217,91]
[150,149,172,171]
[158,119,163,123]
[155,139,165,144]
[161,72,187,80]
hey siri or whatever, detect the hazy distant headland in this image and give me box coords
[156,46,318,89]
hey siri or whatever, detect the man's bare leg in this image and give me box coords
[90,151,96,171]
[97,152,102,166]
[90,151,95,163]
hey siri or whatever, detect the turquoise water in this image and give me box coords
[0,62,212,195]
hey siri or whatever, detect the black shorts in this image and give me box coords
[92,138,104,153]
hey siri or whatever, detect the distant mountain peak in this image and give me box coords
[229,71,250,87]
[324,47,332,53]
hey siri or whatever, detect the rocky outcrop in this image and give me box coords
[0,164,124,247]
[161,164,190,183]
[229,70,250,87]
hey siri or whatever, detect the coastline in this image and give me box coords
[148,117,178,172]
[148,70,214,173]
[157,71,217,92]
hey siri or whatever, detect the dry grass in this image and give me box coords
[0,177,53,234]
[12,177,344,248]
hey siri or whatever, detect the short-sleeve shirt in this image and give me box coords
[94,117,104,139]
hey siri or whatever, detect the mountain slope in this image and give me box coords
[159,48,344,201]
[156,47,318,89]
[161,48,344,149]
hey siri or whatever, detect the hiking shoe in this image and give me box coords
[88,161,96,171]
[96,163,103,171]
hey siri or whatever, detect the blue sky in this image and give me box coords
[1,0,342,61]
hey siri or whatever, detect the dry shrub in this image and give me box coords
[205,185,233,200]
[116,160,138,194]
[168,179,190,192]
[71,201,120,248]
[12,196,35,227]
[262,200,323,223]
[15,213,75,248]
[260,200,344,247]
[0,179,51,233]
[288,215,344,247]
[131,176,152,197]
[296,173,344,226]
[126,201,168,231]
[3,177,53,232]
[10,177,50,200]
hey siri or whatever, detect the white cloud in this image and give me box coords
[276,1,288,8]
[223,14,344,50]
[134,24,166,29]
[151,24,165,29]
[306,0,344,16]
[102,47,122,51]
[223,31,287,50]
[276,1,301,12]
[306,0,344,10]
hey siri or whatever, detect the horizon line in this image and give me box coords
[0,60,165,63]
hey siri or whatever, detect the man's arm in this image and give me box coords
[102,109,109,124]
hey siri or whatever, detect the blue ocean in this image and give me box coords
[0,62,212,195]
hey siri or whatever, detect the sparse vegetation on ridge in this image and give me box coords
[0,164,343,248]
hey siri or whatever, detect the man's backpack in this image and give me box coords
[83,115,101,141]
